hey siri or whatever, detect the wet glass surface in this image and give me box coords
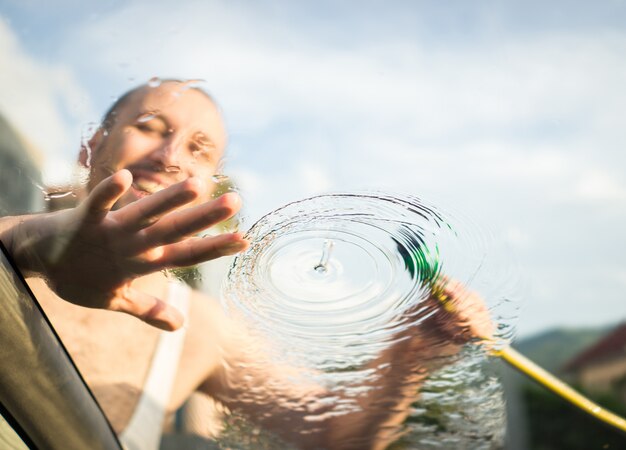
[2,2,626,448]
[221,193,519,448]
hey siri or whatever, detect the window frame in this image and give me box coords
[0,241,121,450]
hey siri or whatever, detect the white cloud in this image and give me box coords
[504,226,531,249]
[5,1,626,336]
[612,268,626,287]
[63,2,626,135]
[0,18,93,184]
[56,3,626,215]
[574,168,626,202]
[297,163,333,193]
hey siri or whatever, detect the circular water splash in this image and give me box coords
[221,192,521,447]
[224,192,517,354]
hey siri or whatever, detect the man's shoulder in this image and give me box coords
[175,286,238,392]
[184,285,233,344]
[184,284,243,357]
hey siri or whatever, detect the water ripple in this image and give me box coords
[221,192,521,448]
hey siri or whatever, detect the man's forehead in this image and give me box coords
[120,83,226,145]
[128,84,217,117]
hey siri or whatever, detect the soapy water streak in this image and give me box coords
[221,192,520,448]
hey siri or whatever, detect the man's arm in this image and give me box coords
[0,169,248,330]
[324,278,495,449]
[198,278,495,450]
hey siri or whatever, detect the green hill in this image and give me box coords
[509,323,626,450]
[511,325,614,373]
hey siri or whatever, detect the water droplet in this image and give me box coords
[180,78,206,92]
[137,111,158,123]
[43,190,77,202]
[313,239,334,274]
[74,166,90,186]
[211,174,230,183]
[148,76,161,88]
[80,122,100,168]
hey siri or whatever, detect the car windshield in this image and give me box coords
[2,3,626,449]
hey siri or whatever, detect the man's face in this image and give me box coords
[87,82,227,208]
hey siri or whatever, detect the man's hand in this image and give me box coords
[430,276,496,344]
[5,169,248,330]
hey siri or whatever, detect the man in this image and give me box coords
[0,80,494,449]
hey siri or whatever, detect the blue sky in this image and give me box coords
[1,0,626,337]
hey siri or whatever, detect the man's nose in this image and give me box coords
[152,136,184,172]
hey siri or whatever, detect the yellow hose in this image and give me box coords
[493,345,626,434]
[428,274,626,433]
[431,280,626,433]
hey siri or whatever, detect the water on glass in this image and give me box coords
[220,192,521,448]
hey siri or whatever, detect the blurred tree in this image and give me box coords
[522,382,626,449]
[0,112,43,215]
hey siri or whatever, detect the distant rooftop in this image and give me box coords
[563,322,626,372]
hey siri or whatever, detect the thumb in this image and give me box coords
[112,285,184,331]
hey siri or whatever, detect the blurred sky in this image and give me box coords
[1,0,625,337]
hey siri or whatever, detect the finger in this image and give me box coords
[110,285,184,331]
[82,170,133,223]
[140,193,241,249]
[149,233,249,269]
[115,177,205,232]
